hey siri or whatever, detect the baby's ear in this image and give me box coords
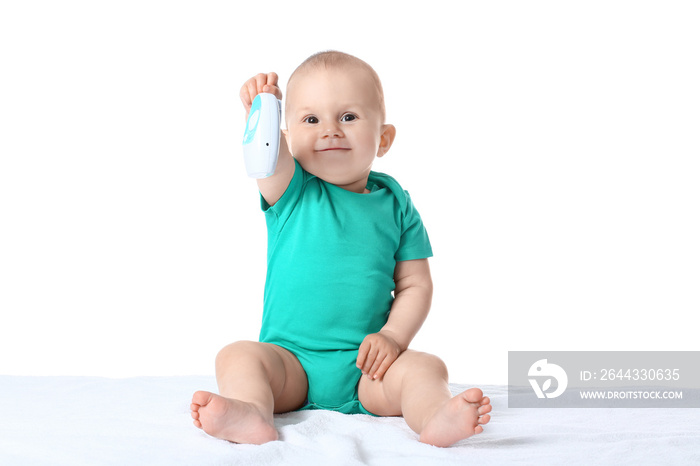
[377,124,396,158]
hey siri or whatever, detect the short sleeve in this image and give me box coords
[261,159,307,234]
[395,191,433,261]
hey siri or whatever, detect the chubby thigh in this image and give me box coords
[215,341,309,414]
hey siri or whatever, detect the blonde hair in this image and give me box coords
[287,51,386,123]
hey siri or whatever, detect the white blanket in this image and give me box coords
[1,376,697,465]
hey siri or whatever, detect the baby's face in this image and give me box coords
[284,65,390,193]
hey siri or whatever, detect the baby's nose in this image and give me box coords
[321,123,344,138]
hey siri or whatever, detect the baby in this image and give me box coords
[191,51,491,448]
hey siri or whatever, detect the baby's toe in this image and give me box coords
[463,388,484,403]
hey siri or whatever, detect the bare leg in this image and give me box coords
[358,350,491,447]
[190,341,307,444]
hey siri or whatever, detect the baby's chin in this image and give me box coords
[293,154,373,191]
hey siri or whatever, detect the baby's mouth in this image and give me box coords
[316,147,351,152]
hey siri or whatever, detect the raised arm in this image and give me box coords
[356,258,433,380]
[240,72,295,206]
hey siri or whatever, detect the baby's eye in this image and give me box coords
[303,116,319,124]
[340,113,357,122]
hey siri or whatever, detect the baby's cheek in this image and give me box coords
[289,134,312,156]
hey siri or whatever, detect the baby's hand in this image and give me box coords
[356,332,402,381]
[240,72,283,117]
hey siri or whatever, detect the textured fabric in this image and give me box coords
[3,377,700,466]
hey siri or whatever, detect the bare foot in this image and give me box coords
[190,391,278,445]
[419,387,492,447]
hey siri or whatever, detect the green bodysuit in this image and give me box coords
[259,159,432,414]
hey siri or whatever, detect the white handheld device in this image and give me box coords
[242,93,282,178]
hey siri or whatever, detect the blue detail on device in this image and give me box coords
[242,93,281,178]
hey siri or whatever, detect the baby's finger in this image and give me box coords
[240,79,261,115]
[254,73,271,94]
[263,73,283,100]
[356,340,370,371]
[367,353,386,379]
[361,347,378,374]
[246,79,259,103]
[373,355,395,380]
[239,84,253,112]
[265,72,279,88]
[262,84,283,100]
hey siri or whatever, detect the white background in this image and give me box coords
[1,1,698,384]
